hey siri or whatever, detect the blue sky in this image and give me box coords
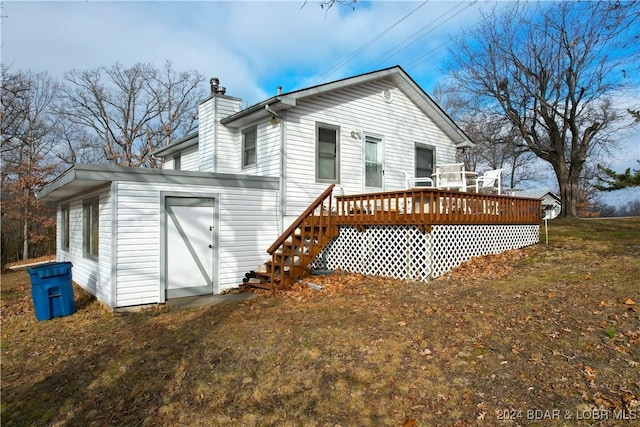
[2,0,638,206]
[1,1,494,103]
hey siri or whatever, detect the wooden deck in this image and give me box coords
[252,186,541,291]
[335,188,541,228]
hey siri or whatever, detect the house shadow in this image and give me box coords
[1,297,247,426]
[72,282,97,311]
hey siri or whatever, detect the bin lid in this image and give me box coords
[28,262,73,279]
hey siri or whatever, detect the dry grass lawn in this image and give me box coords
[1,218,639,426]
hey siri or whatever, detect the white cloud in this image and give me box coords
[4,0,636,207]
[2,1,487,104]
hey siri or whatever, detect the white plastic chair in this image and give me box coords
[434,163,466,191]
[475,169,502,194]
[405,177,434,189]
[403,171,434,189]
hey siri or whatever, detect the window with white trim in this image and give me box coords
[83,197,99,258]
[316,123,339,182]
[242,126,257,168]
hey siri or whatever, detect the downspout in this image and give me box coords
[110,181,118,307]
[266,103,284,233]
[277,107,286,235]
[265,104,281,120]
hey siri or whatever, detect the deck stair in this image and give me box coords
[251,184,338,291]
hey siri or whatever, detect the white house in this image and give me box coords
[522,190,562,220]
[37,66,502,309]
[154,66,474,226]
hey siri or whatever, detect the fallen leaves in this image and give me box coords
[444,248,533,281]
[3,219,640,426]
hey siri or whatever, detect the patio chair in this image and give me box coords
[475,169,502,194]
[402,171,434,189]
[434,163,467,191]
[405,176,434,189]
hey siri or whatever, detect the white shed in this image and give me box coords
[37,164,280,308]
[522,190,562,220]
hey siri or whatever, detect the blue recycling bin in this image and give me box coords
[27,262,75,321]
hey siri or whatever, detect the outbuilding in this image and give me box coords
[37,164,279,307]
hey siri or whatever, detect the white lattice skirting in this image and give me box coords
[312,224,539,282]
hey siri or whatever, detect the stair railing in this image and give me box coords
[267,184,335,291]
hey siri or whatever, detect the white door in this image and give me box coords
[165,197,215,298]
[364,134,384,192]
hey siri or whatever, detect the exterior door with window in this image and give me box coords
[364,134,384,192]
[415,143,435,187]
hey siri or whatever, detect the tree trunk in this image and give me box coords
[555,167,582,218]
[22,218,29,260]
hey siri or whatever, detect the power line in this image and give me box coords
[370,1,472,69]
[309,1,430,86]
[406,1,518,70]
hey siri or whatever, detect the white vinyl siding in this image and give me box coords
[254,121,281,176]
[214,98,242,173]
[198,97,216,172]
[55,177,279,309]
[216,190,280,288]
[57,189,113,306]
[198,95,242,173]
[114,184,161,306]
[181,145,199,171]
[113,181,279,307]
[283,78,457,216]
[217,120,280,176]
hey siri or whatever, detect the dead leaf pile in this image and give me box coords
[444,247,533,280]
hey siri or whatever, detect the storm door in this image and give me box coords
[364,134,384,192]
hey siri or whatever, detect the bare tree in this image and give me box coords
[432,82,540,191]
[1,67,59,263]
[54,121,107,166]
[447,1,639,217]
[301,0,356,11]
[460,112,540,190]
[59,61,204,167]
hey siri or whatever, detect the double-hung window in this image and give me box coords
[242,126,257,168]
[316,123,339,182]
[415,143,435,186]
[61,205,70,251]
[83,198,99,258]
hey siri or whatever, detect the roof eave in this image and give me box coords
[222,65,474,146]
[36,164,280,202]
[151,132,199,157]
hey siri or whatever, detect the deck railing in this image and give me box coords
[335,188,541,227]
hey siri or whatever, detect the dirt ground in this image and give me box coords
[1,218,639,426]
